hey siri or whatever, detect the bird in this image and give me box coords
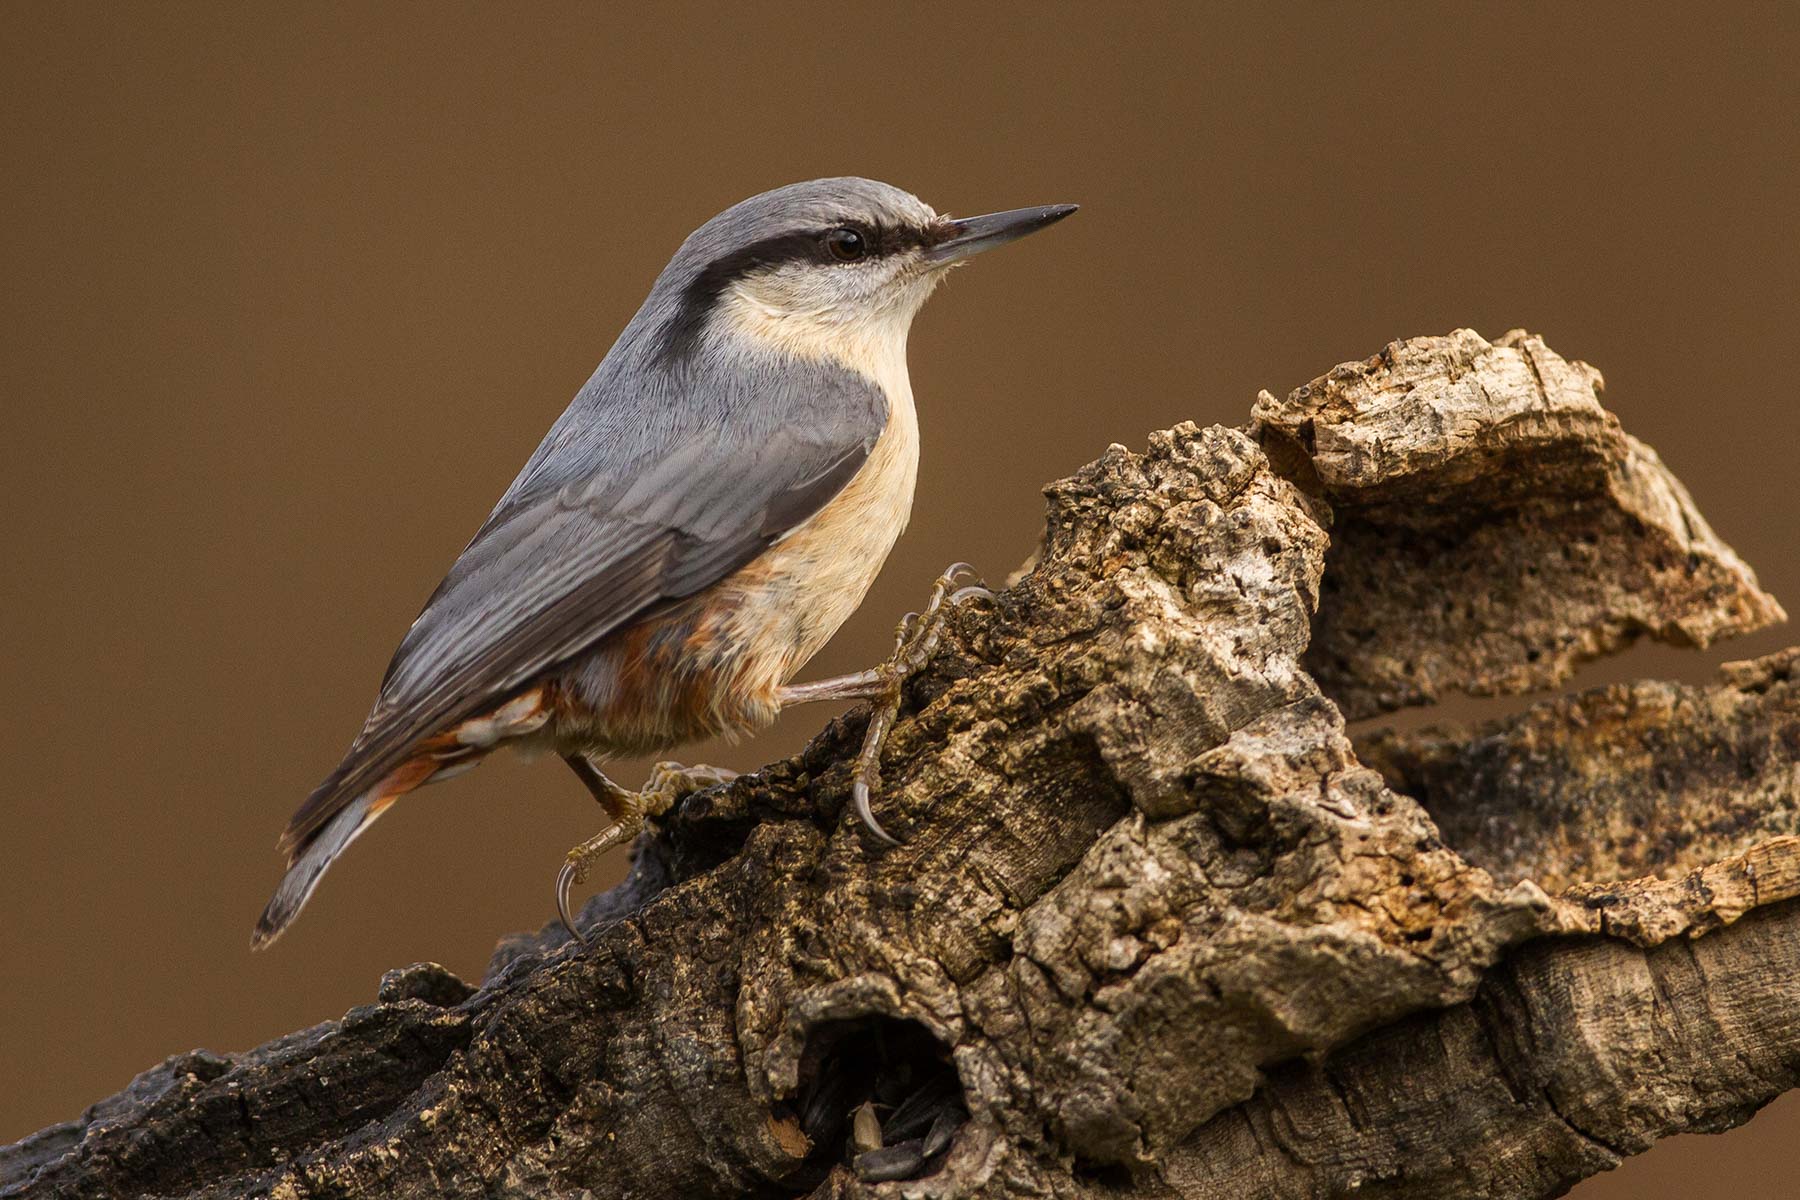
[252,177,1077,949]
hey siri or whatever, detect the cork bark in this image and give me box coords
[6,330,1796,1200]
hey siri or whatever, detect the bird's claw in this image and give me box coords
[642,760,738,817]
[555,761,736,944]
[853,760,902,847]
[948,584,994,607]
[555,861,587,946]
[850,562,990,846]
[556,819,636,945]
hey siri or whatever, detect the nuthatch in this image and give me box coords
[253,178,1076,948]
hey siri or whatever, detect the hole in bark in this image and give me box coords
[789,1016,967,1187]
[1074,1160,1136,1189]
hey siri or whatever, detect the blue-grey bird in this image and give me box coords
[252,178,1076,949]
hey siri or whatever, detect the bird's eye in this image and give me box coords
[825,227,868,263]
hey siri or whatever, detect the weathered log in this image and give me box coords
[5,330,1794,1200]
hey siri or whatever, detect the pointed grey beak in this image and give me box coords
[925,203,1079,265]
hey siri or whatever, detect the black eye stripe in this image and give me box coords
[875,223,943,257]
[690,223,923,284]
[657,217,952,362]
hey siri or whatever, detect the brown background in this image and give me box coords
[3,4,1797,1193]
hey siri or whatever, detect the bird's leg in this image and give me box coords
[555,755,737,942]
[777,563,992,846]
[775,669,885,705]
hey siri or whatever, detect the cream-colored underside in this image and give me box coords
[710,280,927,700]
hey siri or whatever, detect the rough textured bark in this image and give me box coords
[6,330,1796,1200]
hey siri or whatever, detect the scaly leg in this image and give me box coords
[776,563,992,846]
[555,755,737,942]
[776,669,884,706]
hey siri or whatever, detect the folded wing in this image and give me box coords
[278,413,879,857]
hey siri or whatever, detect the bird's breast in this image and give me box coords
[719,365,919,686]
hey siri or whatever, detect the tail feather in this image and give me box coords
[251,794,379,950]
[253,687,550,949]
[253,748,476,948]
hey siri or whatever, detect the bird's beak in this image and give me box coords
[925,203,1079,265]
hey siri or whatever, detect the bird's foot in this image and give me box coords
[851,562,991,846]
[555,759,737,943]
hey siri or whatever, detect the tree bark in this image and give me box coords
[6,329,1796,1200]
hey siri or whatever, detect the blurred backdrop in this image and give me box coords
[3,5,1797,1193]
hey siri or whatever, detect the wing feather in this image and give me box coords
[279,420,876,855]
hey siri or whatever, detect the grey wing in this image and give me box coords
[278,421,875,854]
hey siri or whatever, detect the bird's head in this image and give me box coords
[650,177,1076,368]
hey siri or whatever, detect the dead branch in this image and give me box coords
[6,330,1794,1200]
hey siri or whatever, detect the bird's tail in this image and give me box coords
[250,752,452,950]
[252,688,550,949]
[251,790,383,950]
